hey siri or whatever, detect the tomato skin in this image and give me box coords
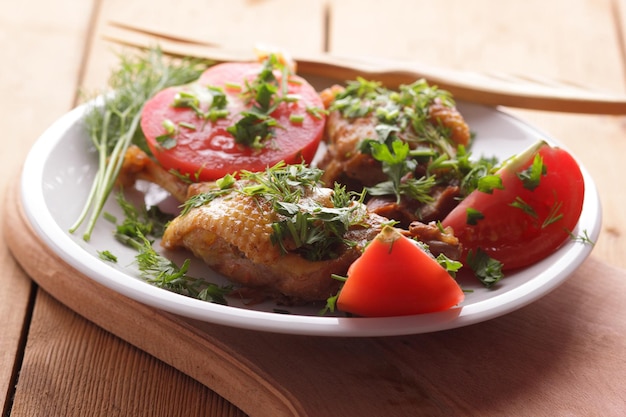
[336,226,464,317]
[140,62,326,181]
[441,141,585,270]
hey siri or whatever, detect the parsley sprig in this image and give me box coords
[365,139,436,204]
[332,78,499,209]
[466,248,504,288]
[182,162,368,262]
[226,55,293,148]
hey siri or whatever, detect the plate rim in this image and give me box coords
[20,96,602,337]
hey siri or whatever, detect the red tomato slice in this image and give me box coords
[336,226,465,317]
[140,62,326,181]
[441,140,585,270]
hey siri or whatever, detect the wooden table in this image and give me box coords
[2,1,626,416]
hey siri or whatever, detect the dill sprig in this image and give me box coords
[69,47,209,241]
[105,193,231,305]
[181,162,368,262]
[134,233,231,304]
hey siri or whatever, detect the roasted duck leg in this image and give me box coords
[120,145,386,303]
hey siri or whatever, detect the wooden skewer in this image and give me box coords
[102,20,626,115]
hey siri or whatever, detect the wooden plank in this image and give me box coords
[5,1,626,416]
[5,1,326,416]
[6,187,626,417]
[0,232,33,415]
[328,0,626,269]
[81,0,328,92]
[328,0,623,91]
[0,0,95,412]
[9,290,246,417]
[614,0,626,83]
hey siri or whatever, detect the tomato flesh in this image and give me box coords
[441,141,585,270]
[140,62,326,181]
[336,226,465,317]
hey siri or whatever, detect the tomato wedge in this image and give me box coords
[441,140,585,270]
[140,61,326,181]
[336,226,465,317]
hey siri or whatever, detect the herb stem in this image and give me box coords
[83,110,143,240]
[69,48,208,241]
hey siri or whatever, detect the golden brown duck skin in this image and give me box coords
[119,146,387,303]
[161,190,385,303]
[161,173,387,303]
[318,83,471,188]
[317,81,471,226]
[118,146,462,303]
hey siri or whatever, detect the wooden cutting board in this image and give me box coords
[5,183,626,417]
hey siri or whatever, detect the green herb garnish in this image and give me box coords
[69,47,209,241]
[466,248,504,288]
[183,162,368,262]
[134,233,231,304]
[466,207,485,225]
[510,196,538,218]
[226,54,294,148]
[517,153,546,191]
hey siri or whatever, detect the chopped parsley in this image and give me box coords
[330,77,500,212]
[365,139,437,204]
[466,248,504,288]
[182,162,368,261]
[172,86,229,121]
[517,153,546,191]
[466,207,485,225]
[476,174,504,194]
[226,110,278,149]
[227,54,294,148]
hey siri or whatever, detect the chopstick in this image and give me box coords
[102,21,626,115]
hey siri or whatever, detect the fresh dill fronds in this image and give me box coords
[466,248,504,288]
[569,229,596,246]
[98,250,118,263]
[111,192,171,244]
[134,233,231,304]
[69,47,209,241]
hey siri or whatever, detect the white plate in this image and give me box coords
[21,97,602,337]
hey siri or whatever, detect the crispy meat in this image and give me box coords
[407,221,462,260]
[162,180,386,303]
[118,145,189,203]
[428,99,471,147]
[118,146,387,303]
[318,86,471,188]
[366,184,460,227]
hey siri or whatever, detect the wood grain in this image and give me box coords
[0,203,33,416]
[329,0,624,91]
[9,290,246,417]
[0,0,95,413]
[329,0,626,271]
[81,0,329,92]
[5,180,626,417]
[4,0,626,416]
[98,23,626,114]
